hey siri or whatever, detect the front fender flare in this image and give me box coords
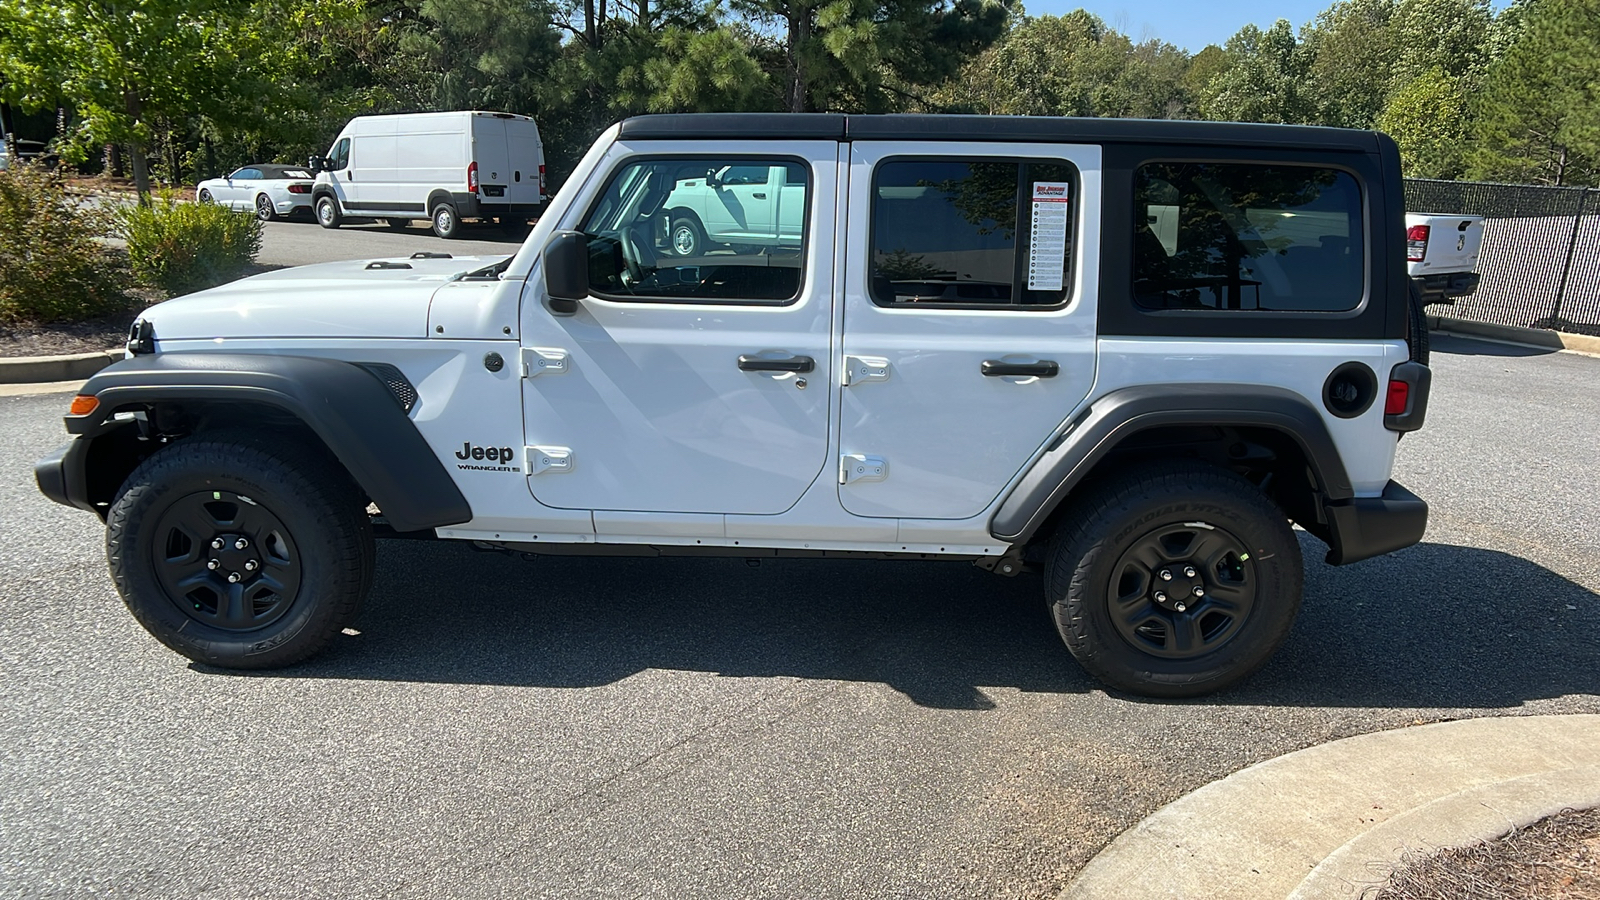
[64,353,471,533]
[989,384,1353,544]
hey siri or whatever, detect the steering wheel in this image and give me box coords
[619,227,647,286]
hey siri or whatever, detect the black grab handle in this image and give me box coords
[738,355,815,373]
[981,360,1059,377]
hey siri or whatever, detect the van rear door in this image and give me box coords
[470,114,512,211]
[504,117,545,206]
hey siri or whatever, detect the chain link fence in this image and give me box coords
[1404,178,1600,336]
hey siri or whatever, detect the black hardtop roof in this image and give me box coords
[617,113,1380,153]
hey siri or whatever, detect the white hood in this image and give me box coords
[141,256,508,341]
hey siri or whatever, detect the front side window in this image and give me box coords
[333,138,350,171]
[579,156,809,303]
[870,159,1077,308]
[1133,162,1364,312]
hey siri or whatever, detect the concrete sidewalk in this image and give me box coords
[1064,715,1600,900]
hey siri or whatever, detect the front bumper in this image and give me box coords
[1322,480,1428,565]
[35,439,97,515]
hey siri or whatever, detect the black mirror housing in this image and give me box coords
[307,155,323,173]
[544,230,590,314]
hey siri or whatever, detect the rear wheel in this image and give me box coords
[255,193,277,222]
[106,432,374,669]
[1046,462,1303,697]
[431,202,459,239]
[315,195,342,229]
[1407,279,1430,365]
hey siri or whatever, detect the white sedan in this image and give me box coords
[196,164,315,221]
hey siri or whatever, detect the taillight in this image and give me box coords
[1406,224,1429,262]
[538,163,546,195]
[287,183,310,194]
[467,161,479,193]
[1385,380,1410,416]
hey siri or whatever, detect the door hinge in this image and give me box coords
[521,347,569,378]
[843,355,890,386]
[525,446,573,475]
[840,453,888,484]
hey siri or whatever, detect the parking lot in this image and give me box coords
[2,334,1598,899]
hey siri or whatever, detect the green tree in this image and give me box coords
[1390,0,1493,84]
[1468,0,1600,185]
[1300,0,1396,128]
[1200,20,1314,124]
[1376,66,1470,177]
[728,0,1010,112]
[935,11,1192,119]
[0,0,358,195]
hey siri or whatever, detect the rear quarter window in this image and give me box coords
[1133,162,1364,313]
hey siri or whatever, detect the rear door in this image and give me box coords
[504,117,544,205]
[471,114,512,208]
[837,141,1100,519]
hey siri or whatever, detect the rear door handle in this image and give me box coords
[981,360,1059,378]
[739,354,813,373]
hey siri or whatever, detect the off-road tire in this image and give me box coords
[1407,279,1430,365]
[1046,461,1303,698]
[315,195,342,229]
[106,432,374,669]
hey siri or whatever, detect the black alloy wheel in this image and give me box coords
[1103,522,1256,660]
[149,490,301,632]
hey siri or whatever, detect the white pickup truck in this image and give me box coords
[1406,212,1483,304]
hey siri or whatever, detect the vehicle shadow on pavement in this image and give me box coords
[1431,333,1558,357]
[195,537,1600,711]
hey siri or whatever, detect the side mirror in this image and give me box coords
[322,157,335,172]
[307,155,323,173]
[544,230,590,315]
[704,167,722,189]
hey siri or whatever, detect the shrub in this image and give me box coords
[0,163,128,324]
[116,193,263,295]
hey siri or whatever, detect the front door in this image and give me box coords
[519,141,838,515]
[837,141,1101,519]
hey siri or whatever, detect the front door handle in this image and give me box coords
[739,354,814,373]
[981,360,1059,378]
[752,192,767,199]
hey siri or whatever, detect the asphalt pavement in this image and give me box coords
[255,215,525,269]
[2,335,1597,899]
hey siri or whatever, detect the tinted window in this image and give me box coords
[579,157,809,303]
[334,138,350,171]
[870,159,1076,308]
[233,168,262,180]
[1133,163,1364,312]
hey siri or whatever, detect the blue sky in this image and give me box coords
[1021,0,1345,51]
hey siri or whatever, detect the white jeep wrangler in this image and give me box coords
[36,114,1431,697]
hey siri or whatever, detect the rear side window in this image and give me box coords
[1133,163,1364,312]
[870,159,1077,308]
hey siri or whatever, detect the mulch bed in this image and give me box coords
[1375,807,1600,900]
[0,313,138,358]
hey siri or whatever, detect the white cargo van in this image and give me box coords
[311,111,546,238]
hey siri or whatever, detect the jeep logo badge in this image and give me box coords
[456,442,514,463]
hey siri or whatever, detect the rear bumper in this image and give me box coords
[1413,272,1479,304]
[1322,480,1428,565]
[35,439,97,515]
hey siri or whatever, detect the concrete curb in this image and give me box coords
[1061,714,1600,900]
[0,349,120,385]
[1289,764,1600,899]
[1429,315,1600,356]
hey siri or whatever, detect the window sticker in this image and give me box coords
[1028,182,1071,291]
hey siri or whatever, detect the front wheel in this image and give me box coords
[668,215,705,257]
[255,193,277,222]
[431,202,460,239]
[106,432,374,669]
[1046,462,1303,697]
[315,195,342,229]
